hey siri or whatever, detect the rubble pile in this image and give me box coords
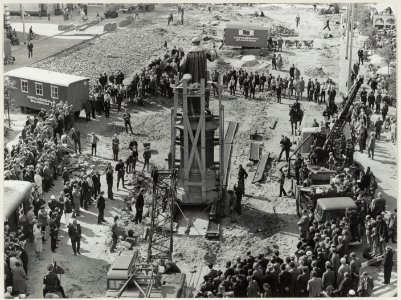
[304,66,332,77]
[271,24,297,36]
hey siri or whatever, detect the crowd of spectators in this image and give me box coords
[4,101,76,192]
[4,224,30,297]
[86,45,185,117]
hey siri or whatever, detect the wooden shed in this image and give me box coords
[5,67,89,115]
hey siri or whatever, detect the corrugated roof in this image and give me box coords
[225,23,269,31]
[5,67,89,87]
[317,197,357,211]
[4,180,33,218]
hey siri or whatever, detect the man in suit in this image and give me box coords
[27,42,33,58]
[96,191,106,224]
[68,220,82,256]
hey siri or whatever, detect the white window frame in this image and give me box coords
[35,82,43,96]
[21,80,28,93]
[51,85,59,99]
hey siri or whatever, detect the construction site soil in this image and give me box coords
[6,3,395,297]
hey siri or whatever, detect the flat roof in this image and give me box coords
[5,67,89,87]
[4,180,33,218]
[225,23,269,31]
[317,197,357,211]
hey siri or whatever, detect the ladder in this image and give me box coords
[323,76,364,150]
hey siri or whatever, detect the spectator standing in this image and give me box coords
[143,146,151,171]
[27,42,33,58]
[279,168,287,197]
[112,134,119,161]
[367,132,376,159]
[68,220,81,256]
[96,191,106,224]
[134,188,145,224]
[115,159,125,189]
[295,14,300,27]
[123,110,134,134]
[90,132,99,156]
[383,246,394,284]
[105,163,114,200]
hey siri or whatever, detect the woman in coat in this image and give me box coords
[12,261,28,295]
[33,221,43,260]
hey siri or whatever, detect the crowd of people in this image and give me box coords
[218,64,338,108]
[194,165,396,298]
[86,44,186,116]
[4,102,77,191]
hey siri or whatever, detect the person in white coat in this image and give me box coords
[33,220,44,260]
[34,171,43,195]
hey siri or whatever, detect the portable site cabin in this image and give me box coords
[4,180,33,232]
[5,67,90,115]
[224,23,270,48]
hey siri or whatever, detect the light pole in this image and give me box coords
[20,4,26,44]
[345,3,351,59]
[347,3,355,91]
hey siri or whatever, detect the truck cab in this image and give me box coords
[106,250,188,298]
[314,197,357,223]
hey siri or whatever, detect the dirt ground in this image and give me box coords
[4,3,397,297]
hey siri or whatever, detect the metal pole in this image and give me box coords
[20,4,26,44]
[347,4,355,90]
[345,3,351,59]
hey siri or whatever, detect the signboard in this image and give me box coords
[224,27,268,48]
[27,95,56,107]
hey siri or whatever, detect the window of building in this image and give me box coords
[35,82,43,96]
[21,80,28,93]
[51,86,58,99]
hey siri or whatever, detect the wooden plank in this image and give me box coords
[250,141,261,161]
[252,152,270,183]
[223,122,239,186]
[267,116,279,129]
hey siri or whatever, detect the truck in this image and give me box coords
[5,67,89,116]
[106,250,189,298]
[224,23,270,48]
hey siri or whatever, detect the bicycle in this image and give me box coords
[27,33,39,40]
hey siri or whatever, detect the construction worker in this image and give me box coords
[134,189,145,224]
[110,216,119,252]
[279,168,287,197]
[237,164,248,196]
[96,191,106,224]
[234,184,243,215]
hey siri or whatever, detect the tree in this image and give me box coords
[364,26,379,50]
[387,69,396,100]
[4,76,16,128]
[380,44,396,75]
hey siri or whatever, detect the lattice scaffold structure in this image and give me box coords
[147,169,176,263]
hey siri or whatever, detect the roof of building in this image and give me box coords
[317,197,357,211]
[4,180,33,219]
[225,23,269,31]
[5,67,89,87]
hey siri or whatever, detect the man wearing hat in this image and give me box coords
[49,212,59,253]
[96,191,106,224]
